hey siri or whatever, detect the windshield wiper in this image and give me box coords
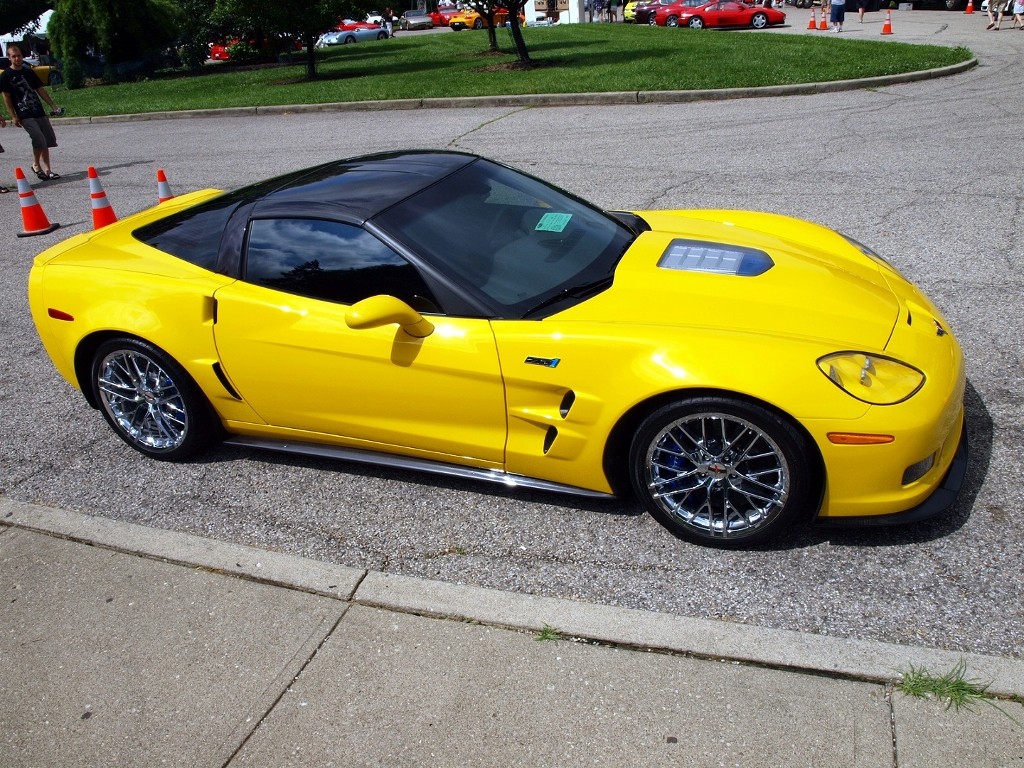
[522,276,614,319]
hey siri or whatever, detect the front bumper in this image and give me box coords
[821,421,968,527]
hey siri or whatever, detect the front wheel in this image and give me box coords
[751,11,769,27]
[687,16,705,27]
[648,14,659,24]
[666,14,680,25]
[628,397,818,547]
[473,18,484,28]
[343,34,357,44]
[377,31,389,39]
[91,337,216,461]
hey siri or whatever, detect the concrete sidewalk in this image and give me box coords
[1,497,1022,767]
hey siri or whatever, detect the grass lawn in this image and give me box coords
[54,24,972,117]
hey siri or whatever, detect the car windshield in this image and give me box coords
[374,158,637,319]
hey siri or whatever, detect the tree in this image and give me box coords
[0,0,50,36]
[177,0,217,72]
[213,0,352,80]
[502,0,534,64]
[465,0,533,63]
[466,0,502,52]
[48,0,180,86]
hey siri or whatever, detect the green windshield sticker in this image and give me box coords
[535,212,572,233]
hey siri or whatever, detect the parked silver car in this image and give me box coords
[400,10,436,28]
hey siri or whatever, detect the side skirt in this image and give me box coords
[223,435,614,499]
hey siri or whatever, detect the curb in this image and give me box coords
[2,495,1022,700]
[51,58,977,125]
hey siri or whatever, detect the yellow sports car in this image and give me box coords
[448,7,519,28]
[27,151,967,547]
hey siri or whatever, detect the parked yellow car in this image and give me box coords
[449,7,523,28]
[27,151,967,548]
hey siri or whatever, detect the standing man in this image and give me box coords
[0,44,63,181]
[830,0,846,31]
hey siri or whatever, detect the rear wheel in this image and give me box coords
[91,337,216,461]
[473,17,484,28]
[629,397,818,547]
[687,16,705,27]
[377,31,389,39]
[751,11,769,26]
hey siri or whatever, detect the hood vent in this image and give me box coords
[658,239,774,277]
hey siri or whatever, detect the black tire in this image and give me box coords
[628,397,818,547]
[91,337,216,461]
[687,15,705,27]
[48,71,64,87]
[343,34,357,44]
[377,31,389,39]
[473,17,484,28]
[648,14,658,23]
[944,0,962,8]
[666,14,680,24]
[751,11,769,27]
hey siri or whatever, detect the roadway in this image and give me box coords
[1,8,1021,661]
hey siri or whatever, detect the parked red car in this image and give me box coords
[635,0,697,24]
[655,0,785,27]
[335,18,379,30]
[429,4,461,25]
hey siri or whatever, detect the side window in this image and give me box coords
[244,218,439,311]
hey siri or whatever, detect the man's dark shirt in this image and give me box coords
[0,66,45,120]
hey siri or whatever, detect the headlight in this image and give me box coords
[817,352,925,405]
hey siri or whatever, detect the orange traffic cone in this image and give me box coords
[808,8,817,28]
[88,166,118,229]
[818,10,828,29]
[881,9,893,33]
[14,167,59,237]
[156,168,175,203]
[964,0,973,12]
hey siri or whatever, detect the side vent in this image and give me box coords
[543,426,558,454]
[213,362,243,400]
[559,390,576,418]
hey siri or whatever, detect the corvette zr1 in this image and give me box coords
[27,151,967,547]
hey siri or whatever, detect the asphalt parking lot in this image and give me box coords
[2,9,1021,661]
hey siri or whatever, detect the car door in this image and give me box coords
[707,1,745,24]
[212,217,508,466]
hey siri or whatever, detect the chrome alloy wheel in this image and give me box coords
[644,412,790,539]
[97,349,189,452]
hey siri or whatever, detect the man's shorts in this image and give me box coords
[21,117,57,150]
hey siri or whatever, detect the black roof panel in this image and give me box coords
[251,151,478,222]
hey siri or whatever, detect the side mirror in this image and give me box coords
[345,295,435,338]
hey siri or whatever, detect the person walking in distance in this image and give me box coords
[1009,0,1023,27]
[830,0,846,31]
[0,44,63,181]
[986,0,1007,28]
